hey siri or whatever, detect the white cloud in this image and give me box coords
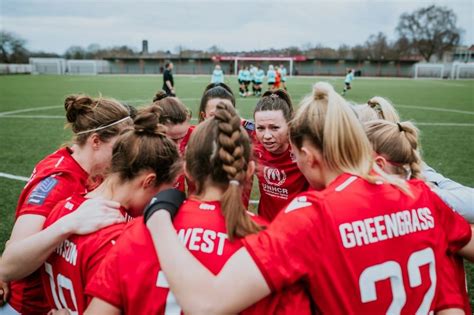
[2,0,472,54]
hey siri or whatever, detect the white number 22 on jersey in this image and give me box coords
[44,262,79,315]
[359,247,436,315]
[156,271,182,314]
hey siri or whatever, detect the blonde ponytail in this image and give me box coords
[290,82,411,195]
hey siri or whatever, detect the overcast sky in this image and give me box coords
[1,0,473,54]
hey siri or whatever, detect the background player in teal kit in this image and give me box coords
[342,68,354,96]
[266,65,276,89]
[211,64,224,84]
[242,66,251,96]
[279,64,288,90]
[254,65,265,97]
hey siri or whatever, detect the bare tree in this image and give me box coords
[396,5,462,61]
[0,31,29,63]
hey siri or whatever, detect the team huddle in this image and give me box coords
[0,80,473,315]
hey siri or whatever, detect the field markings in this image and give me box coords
[397,104,474,115]
[0,172,29,182]
[0,105,62,116]
[0,171,261,204]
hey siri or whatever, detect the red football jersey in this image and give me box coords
[9,147,89,315]
[86,198,310,314]
[254,142,309,221]
[41,193,128,314]
[243,173,471,314]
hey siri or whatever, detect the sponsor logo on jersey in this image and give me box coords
[284,196,312,213]
[263,167,286,186]
[27,176,59,205]
[199,203,216,211]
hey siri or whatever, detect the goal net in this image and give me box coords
[30,58,66,75]
[67,60,98,75]
[451,63,474,79]
[413,63,444,79]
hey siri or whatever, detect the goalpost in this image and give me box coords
[451,62,474,79]
[67,60,98,75]
[215,56,306,77]
[29,58,66,75]
[413,63,445,79]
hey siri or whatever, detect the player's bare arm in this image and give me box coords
[0,199,123,281]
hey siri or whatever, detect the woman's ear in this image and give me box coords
[374,155,387,171]
[88,133,101,150]
[199,111,206,121]
[142,173,157,189]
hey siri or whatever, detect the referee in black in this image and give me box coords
[162,62,175,96]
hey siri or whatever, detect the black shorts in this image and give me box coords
[244,80,251,86]
[238,79,244,84]
[268,81,275,85]
[345,82,351,89]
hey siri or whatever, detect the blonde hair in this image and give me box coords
[289,82,410,194]
[185,102,262,240]
[365,120,423,180]
[356,96,400,123]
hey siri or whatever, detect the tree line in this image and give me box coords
[1,5,464,64]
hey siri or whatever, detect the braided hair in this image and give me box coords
[185,102,262,240]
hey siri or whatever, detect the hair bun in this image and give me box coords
[134,112,167,136]
[312,82,333,100]
[153,91,168,102]
[64,95,94,123]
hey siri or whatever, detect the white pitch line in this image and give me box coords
[0,115,64,119]
[0,105,62,116]
[415,122,474,127]
[397,104,474,115]
[0,172,29,182]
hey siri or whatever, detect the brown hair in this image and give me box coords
[186,102,262,240]
[64,95,132,145]
[254,89,293,122]
[198,83,235,123]
[110,112,181,186]
[365,120,423,180]
[289,82,410,194]
[357,96,401,123]
[148,91,190,125]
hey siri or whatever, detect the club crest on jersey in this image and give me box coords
[284,196,312,213]
[27,176,58,205]
[263,167,287,187]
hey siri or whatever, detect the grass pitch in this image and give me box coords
[0,74,473,305]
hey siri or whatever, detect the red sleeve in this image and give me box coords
[427,186,472,253]
[433,253,466,312]
[18,175,77,218]
[242,194,320,292]
[84,235,123,309]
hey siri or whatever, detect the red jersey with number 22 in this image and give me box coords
[41,193,127,315]
[86,198,310,314]
[243,173,471,314]
[9,147,89,315]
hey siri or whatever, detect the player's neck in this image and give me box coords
[87,175,133,207]
[195,182,224,202]
[70,144,94,174]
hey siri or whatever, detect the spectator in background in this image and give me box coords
[162,62,175,96]
[211,64,224,84]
